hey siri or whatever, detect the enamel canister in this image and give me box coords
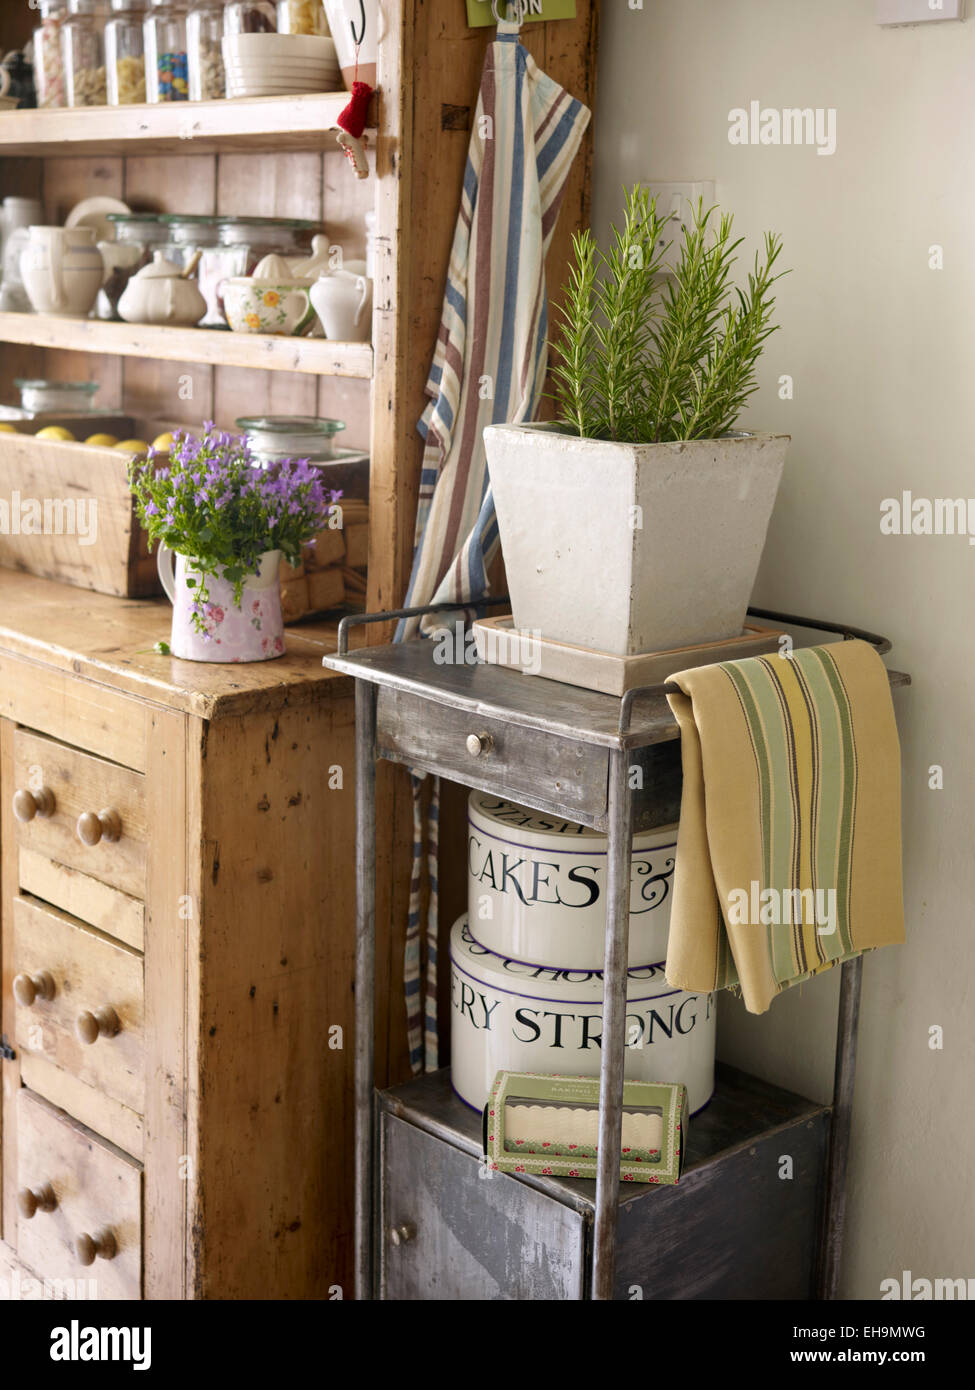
[467,791,677,969]
[449,916,716,1114]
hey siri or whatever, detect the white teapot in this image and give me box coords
[118,251,207,327]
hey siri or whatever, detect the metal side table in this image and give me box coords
[324,604,910,1302]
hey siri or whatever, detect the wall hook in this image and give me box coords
[350,0,367,46]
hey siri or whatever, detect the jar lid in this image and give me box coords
[16,378,98,393]
[237,415,346,436]
[450,917,673,1003]
[132,250,185,279]
[159,213,221,224]
[107,212,165,225]
[468,791,677,852]
[218,215,319,240]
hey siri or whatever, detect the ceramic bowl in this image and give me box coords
[223,277,316,337]
[224,33,337,63]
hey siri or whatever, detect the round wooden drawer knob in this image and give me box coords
[76,1229,118,1266]
[17,1183,57,1219]
[76,808,122,847]
[75,1006,122,1046]
[465,732,494,758]
[12,787,56,822]
[13,970,56,1007]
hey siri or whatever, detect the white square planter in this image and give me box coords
[484,423,789,657]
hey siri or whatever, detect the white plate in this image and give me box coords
[65,195,131,244]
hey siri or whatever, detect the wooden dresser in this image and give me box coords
[0,572,360,1299]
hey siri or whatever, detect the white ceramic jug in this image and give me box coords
[310,270,372,342]
[0,196,42,311]
[20,225,104,317]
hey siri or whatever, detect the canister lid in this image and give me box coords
[468,790,677,853]
[451,915,675,1004]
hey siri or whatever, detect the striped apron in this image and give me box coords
[398,17,591,1073]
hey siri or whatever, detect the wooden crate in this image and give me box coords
[0,423,158,598]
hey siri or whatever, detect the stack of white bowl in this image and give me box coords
[451,791,718,1114]
[223,33,342,98]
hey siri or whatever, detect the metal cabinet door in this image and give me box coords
[380,1115,587,1301]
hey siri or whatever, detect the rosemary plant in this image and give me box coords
[551,187,786,443]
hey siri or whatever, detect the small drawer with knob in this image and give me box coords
[13,895,145,1116]
[375,688,609,818]
[16,1088,142,1300]
[12,728,147,899]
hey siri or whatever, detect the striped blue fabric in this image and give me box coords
[394,17,591,1073]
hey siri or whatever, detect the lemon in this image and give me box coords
[0,422,18,434]
[114,439,151,454]
[35,426,75,441]
[85,432,118,447]
[151,431,176,453]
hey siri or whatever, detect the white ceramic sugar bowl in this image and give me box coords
[117,251,207,326]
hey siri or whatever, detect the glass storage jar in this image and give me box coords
[105,0,147,104]
[144,0,188,101]
[159,213,222,270]
[224,1,276,33]
[276,0,328,34]
[97,211,169,319]
[15,379,100,415]
[236,415,346,463]
[63,0,108,107]
[32,0,68,109]
[198,215,317,325]
[187,0,226,100]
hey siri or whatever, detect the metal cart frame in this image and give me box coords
[324,604,908,1301]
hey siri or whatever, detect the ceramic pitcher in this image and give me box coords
[156,547,286,662]
[20,226,104,317]
[310,270,372,342]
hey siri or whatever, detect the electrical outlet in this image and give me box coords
[640,181,716,273]
[876,0,963,25]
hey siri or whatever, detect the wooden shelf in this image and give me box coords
[0,312,373,379]
[0,93,361,158]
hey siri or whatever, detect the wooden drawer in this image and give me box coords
[376,688,609,818]
[11,729,147,898]
[13,896,145,1115]
[16,1090,142,1300]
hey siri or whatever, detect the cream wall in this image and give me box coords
[591,0,975,1298]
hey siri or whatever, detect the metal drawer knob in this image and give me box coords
[12,787,55,822]
[465,732,494,758]
[76,808,122,847]
[13,970,56,1008]
[18,1183,57,1219]
[389,1223,416,1247]
[75,1006,122,1046]
[76,1229,118,1266]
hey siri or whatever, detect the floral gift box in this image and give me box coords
[482,1071,688,1185]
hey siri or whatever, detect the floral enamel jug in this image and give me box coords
[156,546,286,662]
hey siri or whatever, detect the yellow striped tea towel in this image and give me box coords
[664,640,905,1014]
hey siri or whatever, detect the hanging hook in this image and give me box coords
[490,0,525,25]
[350,0,366,46]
